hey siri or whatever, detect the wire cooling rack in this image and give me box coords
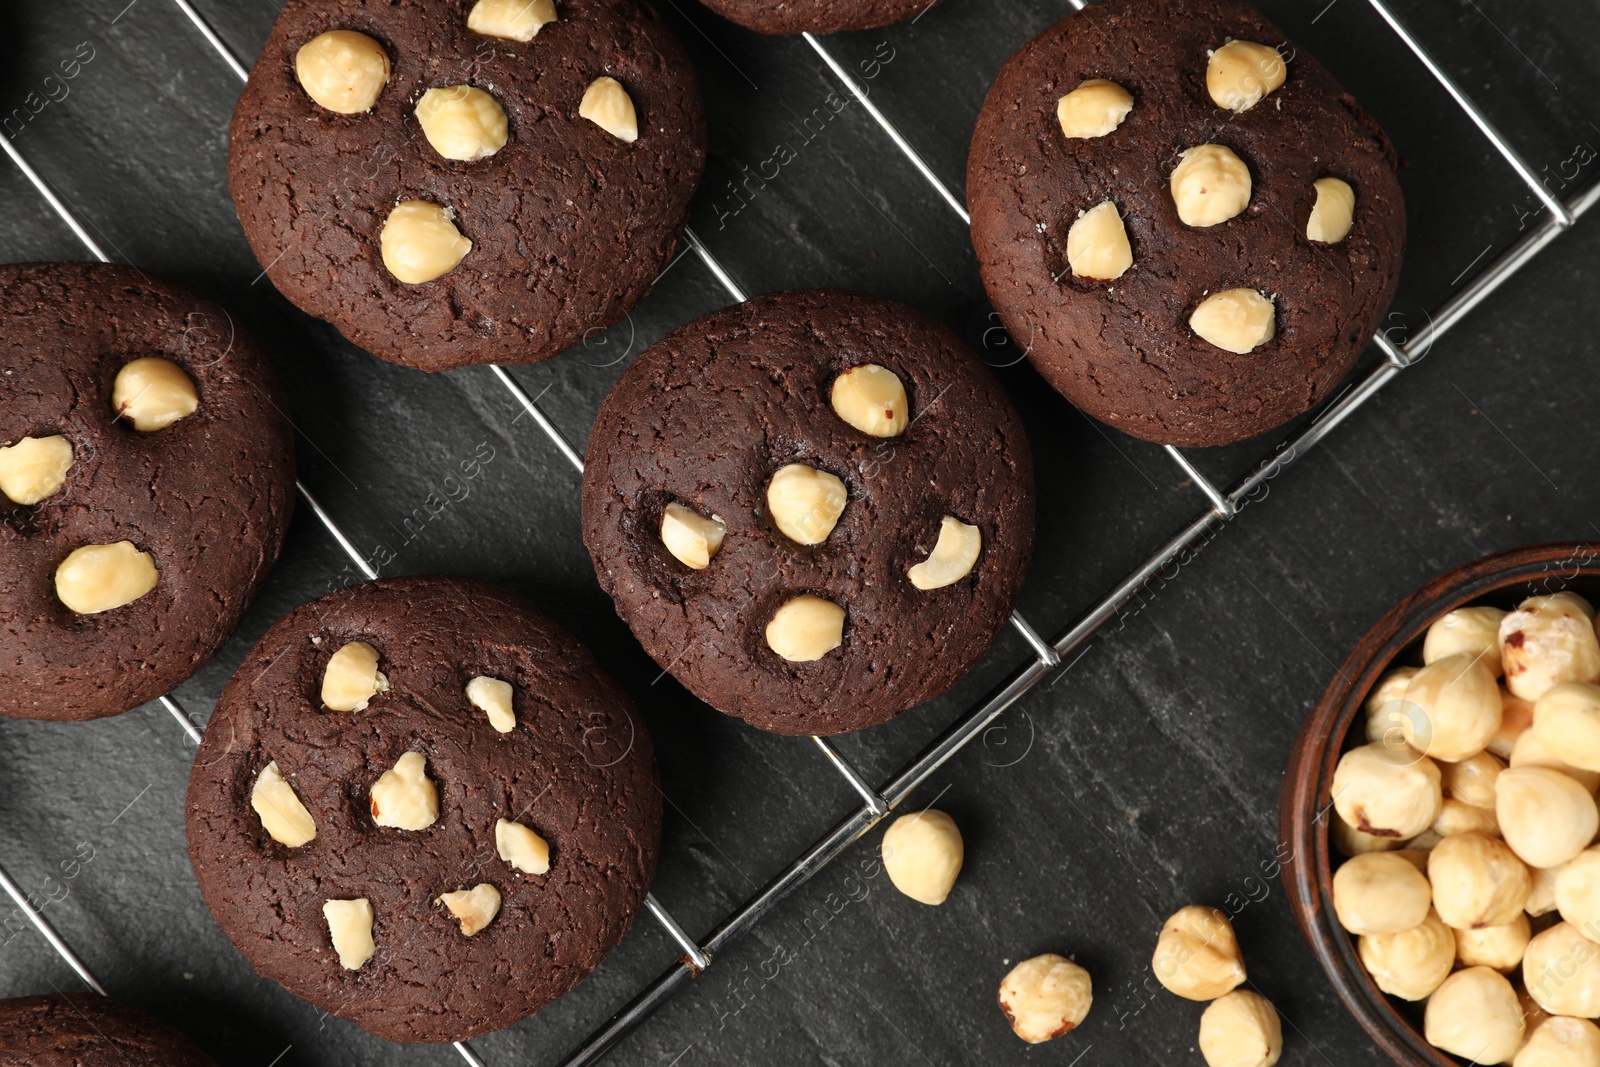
[2,0,1597,1063]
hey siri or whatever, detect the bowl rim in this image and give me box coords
[1278,541,1600,1067]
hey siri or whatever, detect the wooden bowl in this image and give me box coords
[1278,542,1600,1066]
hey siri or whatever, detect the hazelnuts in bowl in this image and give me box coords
[1282,543,1600,1067]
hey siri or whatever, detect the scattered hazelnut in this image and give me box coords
[1556,848,1600,932]
[1444,750,1507,812]
[1498,766,1599,868]
[321,640,388,712]
[1515,1015,1600,1067]
[1491,687,1536,759]
[1359,909,1455,1000]
[1066,200,1133,280]
[1428,833,1531,930]
[437,883,501,936]
[997,953,1092,1043]
[112,357,198,431]
[1455,914,1531,973]
[1331,811,1404,857]
[1510,727,1600,792]
[830,364,908,438]
[1426,606,1509,675]
[1206,39,1287,112]
[1535,682,1600,772]
[296,30,389,114]
[369,751,440,831]
[0,435,72,505]
[765,594,845,662]
[1401,652,1503,761]
[381,201,472,285]
[1424,966,1525,1064]
[495,817,550,875]
[415,85,509,162]
[1523,922,1600,1016]
[1151,905,1247,1001]
[1501,593,1600,702]
[54,542,158,614]
[767,463,847,545]
[1431,797,1499,838]
[1527,862,1564,918]
[1170,144,1252,227]
[467,0,557,41]
[1198,990,1283,1067]
[250,760,316,847]
[1365,667,1420,747]
[1056,78,1134,139]
[1331,742,1443,841]
[465,675,515,733]
[907,517,982,591]
[323,898,375,970]
[1305,178,1356,244]
[1189,289,1276,355]
[1332,852,1432,935]
[579,76,637,142]
[881,809,963,905]
[660,502,727,569]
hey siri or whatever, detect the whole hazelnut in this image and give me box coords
[1424,966,1525,1064]
[1431,797,1500,839]
[1443,750,1507,811]
[1332,852,1432,935]
[1555,848,1600,933]
[1428,833,1531,930]
[1151,905,1246,1001]
[1425,606,1509,676]
[1510,728,1600,792]
[997,954,1092,1043]
[1501,593,1600,702]
[1515,1015,1600,1067]
[1455,914,1531,973]
[1523,922,1600,1017]
[1332,742,1443,841]
[1358,909,1455,1000]
[1534,682,1600,772]
[1401,652,1503,762]
[1497,766,1599,869]
[1198,990,1282,1067]
[881,809,964,906]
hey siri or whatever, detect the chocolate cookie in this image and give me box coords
[185,576,660,1043]
[582,290,1035,735]
[0,993,215,1065]
[696,0,937,35]
[230,0,706,371]
[968,0,1405,447]
[0,262,295,721]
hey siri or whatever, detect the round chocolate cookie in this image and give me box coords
[0,993,215,1065]
[696,0,937,35]
[968,0,1405,447]
[582,290,1035,736]
[185,576,660,1043]
[0,262,295,721]
[230,0,706,371]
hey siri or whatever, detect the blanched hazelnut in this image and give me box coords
[1189,289,1275,355]
[1359,909,1455,1000]
[1528,863,1564,918]
[1331,811,1404,856]
[1427,606,1509,676]
[1515,1015,1600,1067]
[1556,848,1600,933]
[54,542,158,614]
[467,0,557,41]
[0,435,72,504]
[369,751,439,831]
[321,640,388,712]
[579,76,637,143]
[1151,905,1246,1001]
[1332,742,1443,840]
[1456,914,1531,973]
[1206,39,1287,112]
[250,760,316,847]
[660,502,727,569]
[1424,966,1525,1064]
[997,953,1092,1042]
[882,809,963,906]
[1170,144,1252,227]
[1198,990,1282,1067]
[1365,667,1420,747]
[1498,766,1599,868]
[1402,653,1503,761]
[323,898,375,970]
[1492,688,1537,759]
[495,817,550,875]
[1066,200,1133,280]
[1305,177,1356,244]
[296,30,389,114]
[1056,78,1133,139]
[1429,833,1530,930]
[765,594,844,662]
[1432,797,1500,838]
[1535,683,1600,772]
[1523,922,1600,1017]
[465,675,515,733]
[830,364,908,438]
[1511,728,1600,792]
[381,201,472,284]
[112,357,198,431]
[1332,852,1432,935]
[437,883,501,936]
[415,85,508,162]
[767,463,847,545]
[1502,594,1600,702]
[1445,751,1507,811]
[907,517,982,591]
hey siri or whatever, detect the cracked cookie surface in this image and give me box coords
[0,994,215,1065]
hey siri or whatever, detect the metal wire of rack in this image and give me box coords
[0,0,1596,1064]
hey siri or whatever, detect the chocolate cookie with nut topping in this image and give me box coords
[581,289,1035,735]
[696,0,938,35]
[968,0,1405,447]
[0,993,216,1065]
[0,261,295,721]
[185,576,660,1043]
[229,0,705,371]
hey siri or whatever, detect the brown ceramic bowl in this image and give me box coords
[1279,542,1600,1066]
